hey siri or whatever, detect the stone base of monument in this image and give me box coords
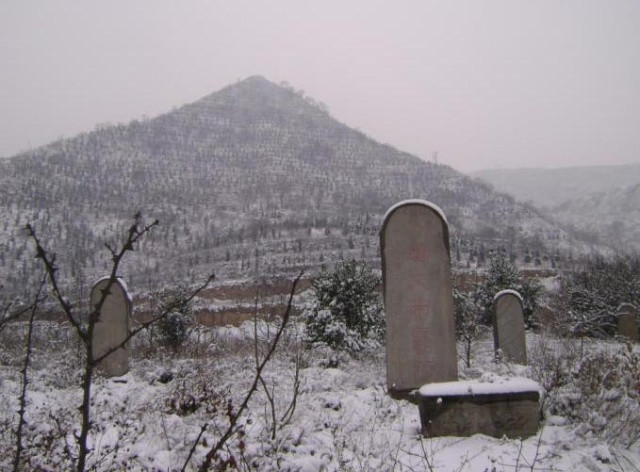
[388,389,420,403]
[417,376,541,439]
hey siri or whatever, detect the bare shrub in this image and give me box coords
[528,334,581,412]
[166,378,229,417]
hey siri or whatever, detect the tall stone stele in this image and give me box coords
[90,277,132,377]
[380,199,458,398]
[492,289,527,364]
[616,303,639,342]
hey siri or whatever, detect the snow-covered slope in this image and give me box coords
[1,321,638,471]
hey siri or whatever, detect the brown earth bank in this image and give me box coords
[20,269,559,327]
[195,276,312,301]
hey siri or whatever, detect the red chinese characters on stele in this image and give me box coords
[407,245,428,262]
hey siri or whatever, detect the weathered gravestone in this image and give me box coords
[492,289,527,364]
[380,199,458,398]
[616,303,639,342]
[90,277,132,377]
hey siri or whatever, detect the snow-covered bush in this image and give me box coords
[542,341,640,448]
[529,335,581,410]
[554,256,640,338]
[305,259,383,353]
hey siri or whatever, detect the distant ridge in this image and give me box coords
[473,164,640,208]
[0,76,596,295]
[473,164,640,252]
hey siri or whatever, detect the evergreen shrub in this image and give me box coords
[305,259,384,353]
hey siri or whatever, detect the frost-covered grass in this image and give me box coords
[1,321,640,471]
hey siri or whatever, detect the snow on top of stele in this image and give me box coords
[91,276,132,304]
[493,288,524,303]
[382,199,448,227]
[616,302,638,312]
[419,373,542,397]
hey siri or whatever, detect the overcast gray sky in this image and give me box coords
[1,0,639,172]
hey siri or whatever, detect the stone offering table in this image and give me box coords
[417,375,540,439]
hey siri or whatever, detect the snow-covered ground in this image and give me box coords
[1,320,640,471]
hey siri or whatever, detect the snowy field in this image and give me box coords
[1,320,640,471]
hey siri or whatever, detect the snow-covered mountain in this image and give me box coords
[473,164,640,209]
[548,184,640,252]
[473,165,640,252]
[0,77,593,296]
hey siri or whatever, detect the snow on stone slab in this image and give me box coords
[419,373,541,397]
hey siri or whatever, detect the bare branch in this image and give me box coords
[12,272,47,472]
[253,293,277,440]
[196,271,303,472]
[26,223,84,339]
[0,293,46,336]
[279,353,300,426]
[180,424,207,472]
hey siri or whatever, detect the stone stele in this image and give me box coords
[617,303,639,342]
[492,289,527,364]
[380,199,458,398]
[90,277,132,377]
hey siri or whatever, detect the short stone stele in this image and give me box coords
[380,200,458,398]
[617,303,639,342]
[492,289,527,364]
[90,277,132,377]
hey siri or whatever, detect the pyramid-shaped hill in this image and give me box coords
[0,76,592,293]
